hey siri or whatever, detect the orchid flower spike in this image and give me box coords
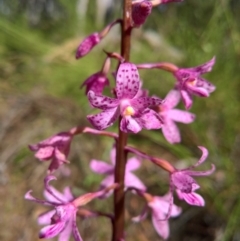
[76,19,122,59]
[173,57,216,109]
[132,191,181,240]
[29,131,73,173]
[25,176,117,241]
[81,57,110,95]
[156,89,195,144]
[90,147,146,198]
[170,146,215,206]
[87,62,163,133]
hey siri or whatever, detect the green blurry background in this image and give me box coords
[0,0,240,240]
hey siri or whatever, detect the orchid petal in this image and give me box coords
[180,90,193,110]
[178,191,205,206]
[59,219,73,241]
[35,146,54,160]
[87,108,119,130]
[163,89,181,109]
[90,160,113,174]
[126,157,141,171]
[43,185,70,204]
[25,190,56,206]
[110,147,116,165]
[162,119,181,144]
[120,116,142,133]
[116,63,140,99]
[39,222,66,239]
[184,164,215,176]
[135,109,163,130]
[38,210,55,225]
[63,187,74,201]
[168,109,195,123]
[72,215,83,241]
[152,214,170,240]
[87,91,119,109]
[130,96,162,112]
[188,57,215,74]
[125,172,146,191]
[44,176,66,203]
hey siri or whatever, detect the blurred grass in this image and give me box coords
[0,0,240,240]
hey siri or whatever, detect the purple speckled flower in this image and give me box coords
[157,89,195,144]
[90,147,146,198]
[87,62,163,133]
[133,192,181,240]
[29,132,73,173]
[25,176,115,241]
[174,57,216,109]
[132,1,152,27]
[170,146,215,206]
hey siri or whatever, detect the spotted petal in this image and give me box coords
[187,57,215,74]
[116,63,140,99]
[88,91,119,109]
[87,108,119,130]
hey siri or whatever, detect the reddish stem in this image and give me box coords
[113,1,132,241]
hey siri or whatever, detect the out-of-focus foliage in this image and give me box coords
[0,0,240,240]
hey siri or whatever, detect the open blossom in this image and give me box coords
[90,148,146,197]
[157,89,195,144]
[133,192,181,240]
[25,176,116,241]
[170,146,215,206]
[174,57,216,109]
[29,132,73,173]
[87,62,163,133]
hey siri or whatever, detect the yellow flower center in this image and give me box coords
[123,106,135,116]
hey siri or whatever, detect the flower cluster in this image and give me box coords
[25,1,216,241]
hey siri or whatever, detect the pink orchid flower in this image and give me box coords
[90,148,146,197]
[170,146,215,206]
[87,62,163,133]
[133,192,181,240]
[25,176,116,241]
[157,89,195,144]
[29,132,73,173]
[174,57,216,109]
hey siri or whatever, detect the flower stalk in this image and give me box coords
[113,1,132,241]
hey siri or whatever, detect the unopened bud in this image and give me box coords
[132,0,152,27]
